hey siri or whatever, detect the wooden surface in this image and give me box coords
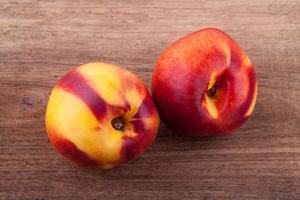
[0,0,299,199]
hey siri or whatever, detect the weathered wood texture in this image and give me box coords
[0,0,299,199]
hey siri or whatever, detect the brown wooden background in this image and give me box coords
[0,0,299,199]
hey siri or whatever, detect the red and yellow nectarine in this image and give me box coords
[152,28,258,136]
[46,62,160,169]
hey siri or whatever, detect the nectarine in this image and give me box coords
[152,28,257,136]
[46,62,160,169]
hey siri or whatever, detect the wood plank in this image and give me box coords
[0,0,299,199]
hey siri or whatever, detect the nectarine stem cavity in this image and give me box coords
[207,85,217,97]
[111,116,126,131]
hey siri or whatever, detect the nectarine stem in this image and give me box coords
[111,116,126,131]
[207,85,217,97]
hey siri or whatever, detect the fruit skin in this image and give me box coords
[152,28,258,136]
[46,62,160,169]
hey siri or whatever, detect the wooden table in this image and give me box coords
[0,0,299,199]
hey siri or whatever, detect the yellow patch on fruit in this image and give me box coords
[46,88,123,167]
[244,80,258,117]
[221,42,231,65]
[243,53,252,68]
[77,62,127,107]
[203,72,218,119]
[207,72,216,90]
[124,88,145,117]
[204,95,218,119]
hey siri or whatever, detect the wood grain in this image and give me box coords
[0,0,299,199]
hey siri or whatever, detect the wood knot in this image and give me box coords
[21,96,33,106]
